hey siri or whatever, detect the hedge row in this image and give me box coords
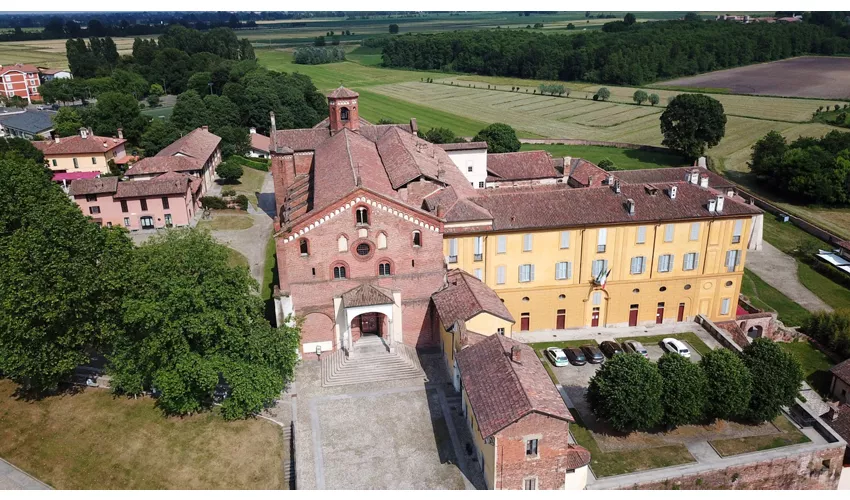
[227,155,269,172]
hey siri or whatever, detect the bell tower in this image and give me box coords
[327,86,360,135]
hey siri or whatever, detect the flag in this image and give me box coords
[599,268,612,289]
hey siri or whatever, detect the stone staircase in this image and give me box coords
[321,335,426,387]
[283,422,296,489]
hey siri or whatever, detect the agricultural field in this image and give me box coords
[0,36,143,68]
[519,143,686,170]
[655,56,850,99]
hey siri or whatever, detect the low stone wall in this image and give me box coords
[519,138,673,153]
[695,314,743,353]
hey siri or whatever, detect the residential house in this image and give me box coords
[438,142,489,189]
[0,110,54,139]
[39,68,72,81]
[249,127,270,158]
[0,63,41,102]
[125,126,221,195]
[34,127,126,175]
[832,359,850,405]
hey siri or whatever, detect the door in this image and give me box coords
[656,302,665,324]
[520,313,530,331]
[628,305,639,327]
[591,307,600,327]
[140,216,154,229]
[556,309,566,329]
[677,303,685,322]
[359,314,378,335]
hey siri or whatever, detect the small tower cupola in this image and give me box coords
[327,86,360,135]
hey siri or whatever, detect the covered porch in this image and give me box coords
[334,283,404,357]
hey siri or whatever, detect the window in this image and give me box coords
[630,256,646,275]
[106,222,112,228]
[140,216,154,229]
[523,233,533,252]
[518,264,535,283]
[85,194,97,202]
[448,238,458,263]
[560,231,570,249]
[467,165,473,172]
[120,200,128,213]
[164,214,172,227]
[664,224,675,242]
[51,159,57,167]
[377,232,387,249]
[473,236,484,261]
[496,265,506,285]
[140,199,148,211]
[73,158,79,168]
[89,206,100,215]
[355,207,369,225]
[497,235,507,254]
[356,243,371,256]
[732,219,743,244]
[412,231,421,248]
[497,327,505,336]
[555,262,572,280]
[592,292,602,306]
[378,262,392,276]
[340,107,349,121]
[523,478,537,490]
[591,259,608,278]
[333,264,347,280]
[525,439,539,457]
[725,250,741,272]
[658,254,674,273]
[473,268,483,280]
[721,297,731,315]
[597,228,607,253]
[300,239,309,256]
[636,225,646,244]
[91,157,97,164]
[123,217,130,227]
[338,235,348,252]
[689,222,700,241]
[683,252,699,271]
[478,181,484,188]
[162,197,169,210]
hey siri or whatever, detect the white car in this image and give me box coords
[545,347,570,367]
[661,338,691,358]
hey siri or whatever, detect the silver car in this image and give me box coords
[545,347,570,367]
[623,340,649,358]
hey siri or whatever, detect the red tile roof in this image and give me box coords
[567,158,608,187]
[614,167,734,189]
[436,141,488,152]
[825,404,850,449]
[68,176,119,196]
[0,63,39,75]
[52,171,100,182]
[156,127,221,167]
[341,284,395,308]
[486,151,559,182]
[34,135,126,155]
[432,269,514,329]
[114,174,192,199]
[125,156,199,176]
[112,155,138,165]
[327,86,359,99]
[376,127,471,190]
[251,132,270,153]
[273,128,330,152]
[832,359,850,386]
[456,334,573,438]
[563,446,593,470]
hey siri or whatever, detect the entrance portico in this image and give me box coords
[334,284,404,355]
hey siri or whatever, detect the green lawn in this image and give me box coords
[709,416,809,457]
[520,143,687,170]
[224,247,250,270]
[741,269,810,327]
[261,236,277,301]
[614,332,712,356]
[761,216,828,255]
[357,89,492,138]
[196,214,255,231]
[797,262,850,311]
[779,339,835,396]
[141,105,173,120]
[226,166,267,206]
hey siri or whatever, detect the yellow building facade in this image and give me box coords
[444,217,751,332]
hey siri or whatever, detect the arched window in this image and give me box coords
[378,261,392,276]
[412,230,421,248]
[377,232,387,249]
[333,263,348,280]
[299,239,309,256]
[355,206,369,225]
[340,107,350,121]
[337,234,348,252]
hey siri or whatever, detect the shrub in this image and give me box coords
[803,309,850,360]
[217,162,244,184]
[234,194,249,211]
[221,188,237,197]
[587,353,664,432]
[701,349,752,420]
[742,338,803,422]
[598,158,617,171]
[200,196,228,210]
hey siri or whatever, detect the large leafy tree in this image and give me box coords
[657,353,707,427]
[587,353,664,432]
[660,93,727,159]
[741,338,803,422]
[701,349,752,420]
[0,138,44,164]
[473,123,521,154]
[109,229,300,419]
[84,91,148,143]
[139,119,181,156]
[419,127,459,144]
[53,107,85,137]
[171,90,210,132]
[0,155,131,391]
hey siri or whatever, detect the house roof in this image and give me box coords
[114,174,192,199]
[155,127,221,167]
[340,283,395,308]
[436,141,488,152]
[40,68,69,75]
[67,176,119,196]
[825,404,850,448]
[327,86,359,99]
[832,359,850,386]
[432,269,514,329]
[0,111,55,135]
[567,158,608,187]
[486,151,559,182]
[125,156,199,176]
[456,334,573,438]
[376,126,471,190]
[34,133,126,155]
[0,63,39,75]
[52,171,100,182]
[251,132,270,153]
[614,167,734,189]
[273,128,330,152]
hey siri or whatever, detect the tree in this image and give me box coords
[657,353,708,427]
[314,36,326,47]
[660,93,727,159]
[217,161,244,184]
[139,119,180,156]
[741,338,803,422]
[52,107,85,137]
[649,93,660,106]
[749,130,787,180]
[171,90,210,132]
[473,123,521,154]
[214,126,251,158]
[85,91,148,143]
[701,349,752,420]
[803,310,850,360]
[597,158,618,171]
[596,87,611,101]
[0,155,131,392]
[389,24,399,34]
[632,90,648,105]
[587,353,664,432]
[149,83,165,97]
[624,13,637,26]
[420,127,458,144]
[188,72,213,96]
[146,94,161,108]
[108,229,300,419]
[0,138,44,164]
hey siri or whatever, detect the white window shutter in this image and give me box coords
[530,264,535,282]
[560,231,570,249]
[567,262,572,279]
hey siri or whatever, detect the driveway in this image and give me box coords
[745,241,832,312]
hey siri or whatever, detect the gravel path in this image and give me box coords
[745,242,832,313]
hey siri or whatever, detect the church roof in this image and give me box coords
[327,86,359,99]
[341,283,394,308]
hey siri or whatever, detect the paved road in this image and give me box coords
[0,458,50,490]
[745,241,832,313]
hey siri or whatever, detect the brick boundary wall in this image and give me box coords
[695,314,744,353]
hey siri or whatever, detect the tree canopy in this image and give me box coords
[700,349,752,420]
[741,338,803,422]
[660,93,727,159]
[419,127,460,144]
[587,353,664,432]
[657,352,708,427]
[473,123,521,154]
[52,107,85,137]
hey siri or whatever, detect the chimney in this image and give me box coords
[627,198,635,215]
[726,188,735,197]
[79,127,88,139]
[409,118,418,134]
[607,174,614,185]
[563,156,572,166]
[699,175,709,189]
[117,128,123,139]
[249,127,256,135]
[698,156,707,168]
[510,345,522,363]
[669,185,678,199]
[269,111,276,132]
[201,125,208,131]
[708,198,717,213]
[613,179,621,194]
[436,204,446,218]
[690,170,699,184]
[54,136,60,144]
[587,174,595,187]
[715,195,725,213]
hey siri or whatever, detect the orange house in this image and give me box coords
[0,64,41,102]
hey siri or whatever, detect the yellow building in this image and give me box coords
[442,173,762,333]
[34,127,127,175]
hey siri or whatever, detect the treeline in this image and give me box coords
[294,46,347,64]
[377,19,850,85]
[750,130,850,205]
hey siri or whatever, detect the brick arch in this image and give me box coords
[330,260,349,279]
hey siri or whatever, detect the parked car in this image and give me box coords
[580,344,605,364]
[564,347,587,366]
[599,341,623,358]
[661,338,691,358]
[623,340,649,358]
[545,347,570,367]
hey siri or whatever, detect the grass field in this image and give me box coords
[0,379,285,489]
[741,269,810,327]
[225,247,250,270]
[520,143,686,170]
[779,339,835,396]
[197,214,255,231]
[141,105,174,121]
[709,415,809,457]
[0,36,144,68]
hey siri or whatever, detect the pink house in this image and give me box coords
[68,172,202,230]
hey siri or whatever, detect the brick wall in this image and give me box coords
[494,413,574,490]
